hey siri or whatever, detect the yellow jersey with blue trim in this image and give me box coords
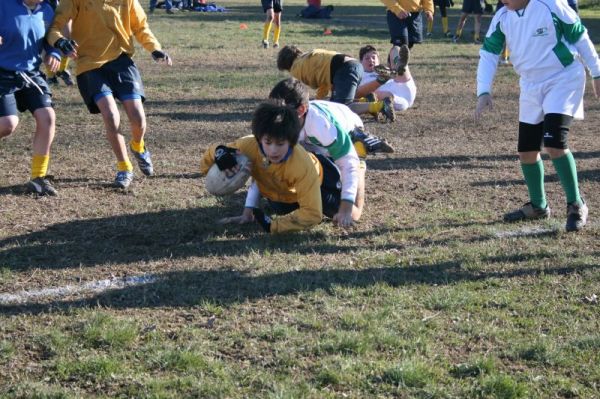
[201,136,324,234]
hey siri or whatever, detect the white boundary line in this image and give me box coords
[494,226,558,238]
[0,274,157,305]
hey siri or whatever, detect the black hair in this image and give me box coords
[251,100,301,147]
[359,45,378,61]
[277,45,303,71]
[269,78,309,109]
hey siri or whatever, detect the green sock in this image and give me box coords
[521,160,546,209]
[552,152,581,205]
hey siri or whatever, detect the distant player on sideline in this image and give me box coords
[261,0,283,49]
[47,0,173,189]
[475,0,600,232]
[0,0,61,195]
[451,0,483,44]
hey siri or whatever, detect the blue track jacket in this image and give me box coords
[0,0,60,72]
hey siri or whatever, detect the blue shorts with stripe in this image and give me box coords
[76,53,145,114]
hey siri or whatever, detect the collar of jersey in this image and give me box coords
[258,143,293,164]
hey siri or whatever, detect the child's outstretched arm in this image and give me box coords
[218,182,260,225]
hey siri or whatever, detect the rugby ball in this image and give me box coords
[205,154,251,196]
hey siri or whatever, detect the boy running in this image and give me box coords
[475,0,600,232]
[47,0,173,189]
[0,0,61,195]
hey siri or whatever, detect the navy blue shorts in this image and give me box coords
[331,60,363,105]
[76,53,145,114]
[462,0,483,14]
[268,154,341,218]
[386,11,423,47]
[262,0,282,12]
[0,69,52,117]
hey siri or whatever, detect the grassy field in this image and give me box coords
[1,0,600,397]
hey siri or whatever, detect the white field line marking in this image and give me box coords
[494,226,558,238]
[0,274,157,305]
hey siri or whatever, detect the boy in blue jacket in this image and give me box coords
[0,0,61,195]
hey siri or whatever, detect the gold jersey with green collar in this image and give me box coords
[47,0,163,76]
[200,136,324,234]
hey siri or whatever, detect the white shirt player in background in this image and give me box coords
[356,45,417,113]
[475,0,600,232]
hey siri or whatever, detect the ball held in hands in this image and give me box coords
[205,153,251,196]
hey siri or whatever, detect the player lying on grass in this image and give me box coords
[276,45,398,123]
[0,0,61,196]
[201,101,344,233]
[268,78,395,227]
[354,44,416,120]
[475,0,600,232]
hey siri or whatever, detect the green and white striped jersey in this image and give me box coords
[477,0,600,96]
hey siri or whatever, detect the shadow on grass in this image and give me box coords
[472,168,600,187]
[2,258,598,314]
[0,200,506,272]
[367,151,600,172]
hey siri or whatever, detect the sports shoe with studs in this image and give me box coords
[452,35,459,43]
[26,177,57,196]
[350,128,394,154]
[58,70,74,86]
[130,145,154,176]
[378,97,396,123]
[565,199,588,232]
[262,40,269,49]
[47,76,59,85]
[374,64,397,81]
[114,171,134,189]
[389,44,409,75]
[503,202,550,223]
[273,42,280,49]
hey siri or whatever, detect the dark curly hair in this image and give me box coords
[251,100,301,147]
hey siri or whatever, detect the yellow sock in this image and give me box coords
[442,17,448,34]
[273,25,281,44]
[455,28,462,37]
[502,47,510,60]
[45,66,56,78]
[354,142,367,159]
[130,139,145,153]
[427,19,433,34]
[262,21,272,41]
[31,154,49,179]
[118,160,133,172]
[368,101,383,114]
[59,57,69,73]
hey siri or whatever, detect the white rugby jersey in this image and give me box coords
[477,0,600,96]
[362,71,417,109]
[300,100,362,203]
